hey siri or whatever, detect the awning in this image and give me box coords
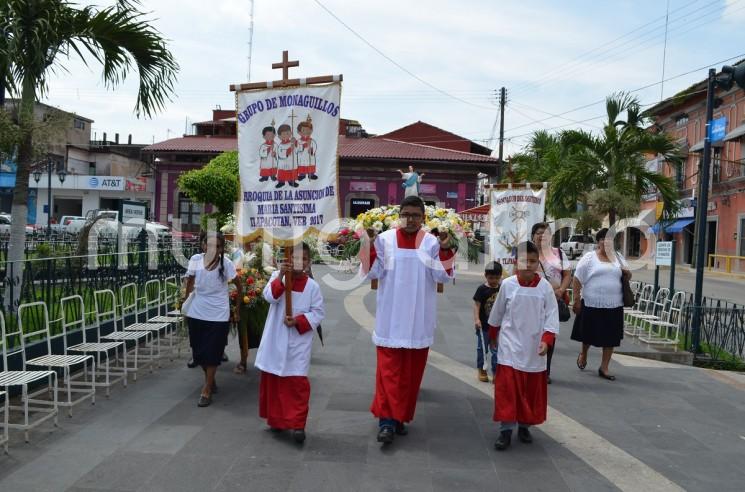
[654,218,695,234]
[723,124,745,142]
[689,139,724,152]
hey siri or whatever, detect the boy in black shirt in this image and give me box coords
[472,262,502,382]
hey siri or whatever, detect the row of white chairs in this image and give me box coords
[0,275,184,451]
[624,282,686,347]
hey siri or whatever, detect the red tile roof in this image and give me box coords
[144,135,499,164]
[459,204,489,215]
[338,136,498,163]
[143,136,238,153]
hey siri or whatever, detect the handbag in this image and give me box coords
[615,252,635,308]
[539,259,571,322]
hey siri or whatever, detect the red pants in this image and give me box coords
[259,371,310,430]
[370,346,429,423]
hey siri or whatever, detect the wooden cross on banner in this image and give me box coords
[272,50,299,84]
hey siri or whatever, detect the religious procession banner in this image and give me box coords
[236,83,341,244]
[488,186,546,271]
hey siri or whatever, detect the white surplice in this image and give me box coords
[254,271,325,377]
[487,275,560,373]
[362,229,454,349]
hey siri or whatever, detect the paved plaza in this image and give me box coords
[1,266,744,492]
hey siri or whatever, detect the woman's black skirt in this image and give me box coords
[570,301,624,348]
[187,317,230,366]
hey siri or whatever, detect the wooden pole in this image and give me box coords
[284,245,293,317]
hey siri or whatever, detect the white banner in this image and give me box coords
[236,83,341,244]
[489,187,546,271]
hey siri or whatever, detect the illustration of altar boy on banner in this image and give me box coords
[296,115,318,181]
[258,123,278,182]
[275,123,299,189]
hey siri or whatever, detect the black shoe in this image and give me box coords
[293,429,306,444]
[187,359,198,369]
[309,174,318,180]
[275,181,285,189]
[221,353,228,362]
[259,176,269,182]
[395,422,408,436]
[197,395,212,407]
[271,175,277,181]
[297,174,306,181]
[377,426,394,444]
[494,430,512,451]
[290,181,299,188]
[518,427,533,444]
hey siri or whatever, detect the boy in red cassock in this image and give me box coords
[488,240,559,451]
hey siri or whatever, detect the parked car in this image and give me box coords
[64,218,88,236]
[51,215,85,235]
[0,214,36,237]
[560,234,596,259]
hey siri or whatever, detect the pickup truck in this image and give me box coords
[560,234,596,260]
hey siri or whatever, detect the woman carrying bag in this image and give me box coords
[570,228,631,381]
[531,222,572,384]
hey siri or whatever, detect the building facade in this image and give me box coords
[1,100,154,224]
[645,61,745,271]
[144,114,499,231]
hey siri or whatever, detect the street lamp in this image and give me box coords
[32,157,67,241]
[690,64,745,354]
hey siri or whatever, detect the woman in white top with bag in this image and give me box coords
[570,228,631,381]
[183,231,242,407]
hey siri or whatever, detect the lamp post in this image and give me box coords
[32,157,67,240]
[33,157,67,305]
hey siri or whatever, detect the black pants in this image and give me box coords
[546,344,554,376]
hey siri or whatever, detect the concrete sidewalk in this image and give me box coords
[1,266,744,491]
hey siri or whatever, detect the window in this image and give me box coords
[178,193,202,231]
[74,119,86,130]
[712,149,721,183]
[675,165,684,189]
[674,114,689,127]
[740,218,745,257]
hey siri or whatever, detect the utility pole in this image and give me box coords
[498,87,508,181]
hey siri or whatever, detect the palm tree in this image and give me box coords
[509,130,597,219]
[0,0,178,306]
[560,92,684,225]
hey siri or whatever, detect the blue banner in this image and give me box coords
[709,117,727,142]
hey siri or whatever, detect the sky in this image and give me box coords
[39,0,745,157]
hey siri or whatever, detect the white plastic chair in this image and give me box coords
[0,310,59,443]
[624,284,653,335]
[20,302,96,417]
[120,283,169,366]
[640,291,686,346]
[1,390,8,454]
[97,289,154,380]
[63,295,127,397]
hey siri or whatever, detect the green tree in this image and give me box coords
[560,92,684,225]
[177,151,239,228]
[0,0,178,304]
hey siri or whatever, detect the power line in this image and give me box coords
[503,52,745,136]
[510,0,734,97]
[311,0,496,111]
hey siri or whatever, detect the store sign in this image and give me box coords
[446,191,458,199]
[420,184,437,194]
[86,176,124,190]
[30,175,128,191]
[120,200,146,228]
[655,241,673,266]
[349,181,376,192]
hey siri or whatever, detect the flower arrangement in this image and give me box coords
[231,241,275,349]
[341,205,481,263]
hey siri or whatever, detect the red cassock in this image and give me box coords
[370,346,429,423]
[259,372,311,429]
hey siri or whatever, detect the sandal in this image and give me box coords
[233,363,247,375]
[576,354,587,371]
[598,369,616,381]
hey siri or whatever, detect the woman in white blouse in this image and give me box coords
[570,228,631,381]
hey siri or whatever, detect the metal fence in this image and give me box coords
[1,239,201,343]
[638,281,745,367]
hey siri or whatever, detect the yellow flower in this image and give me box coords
[243,296,250,304]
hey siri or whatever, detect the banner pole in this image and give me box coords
[284,245,293,318]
